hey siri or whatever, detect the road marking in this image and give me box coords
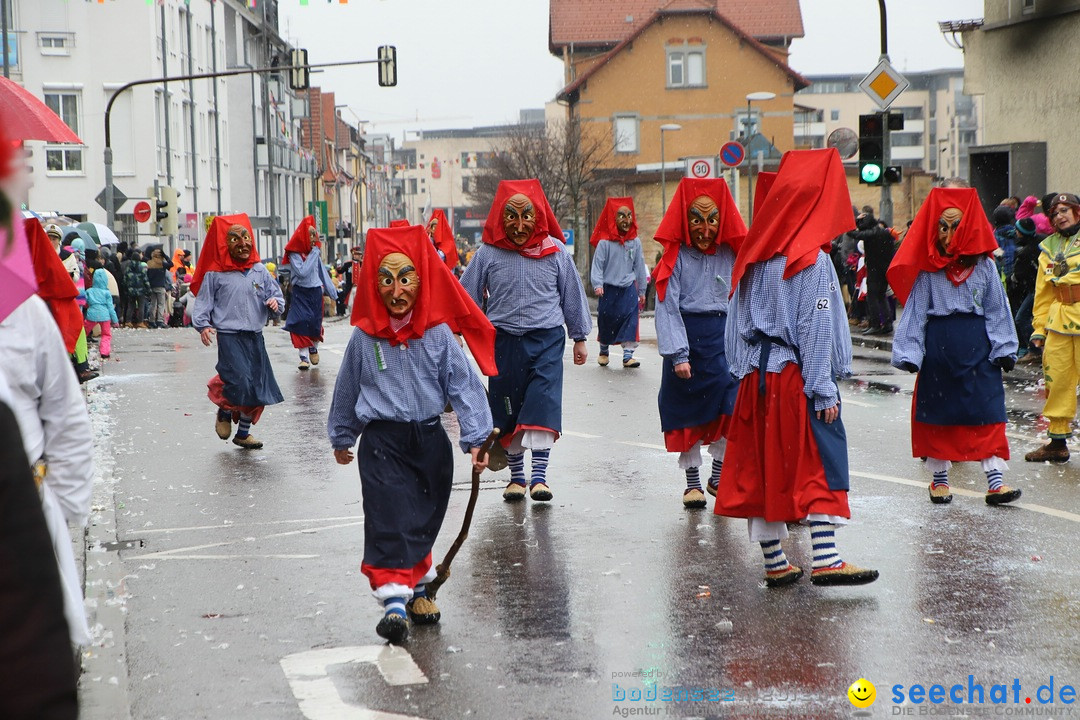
[280,646,428,720]
[563,430,601,439]
[616,440,667,451]
[137,554,319,560]
[852,471,1080,524]
[842,398,875,408]
[125,520,363,561]
[138,516,364,535]
[1005,430,1042,444]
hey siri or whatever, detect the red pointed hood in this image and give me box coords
[887,187,998,304]
[481,179,563,258]
[730,149,854,295]
[190,214,259,296]
[25,218,81,353]
[426,209,459,269]
[653,178,746,303]
[589,197,638,247]
[283,215,318,265]
[351,224,497,376]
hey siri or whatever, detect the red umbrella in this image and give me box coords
[0,76,84,144]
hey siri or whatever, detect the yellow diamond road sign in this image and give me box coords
[858,58,909,110]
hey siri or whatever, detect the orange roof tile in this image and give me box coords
[549,0,804,50]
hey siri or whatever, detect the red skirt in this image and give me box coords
[715,365,850,522]
[207,375,266,424]
[361,553,432,591]
[289,330,323,349]
[911,390,1009,460]
[663,415,727,453]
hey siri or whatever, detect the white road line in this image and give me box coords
[138,516,364,535]
[852,471,1080,524]
[280,646,428,720]
[1005,430,1042,444]
[842,398,876,408]
[137,554,319,560]
[563,430,601,439]
[616,440,667,451]
[125,520,364,561]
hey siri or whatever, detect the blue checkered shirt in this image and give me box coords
[892,256,1018,370]
[192,265,285,333]
[590,237,649,291]
[727,252,852,411]
[656,244,735,364]
[327,324,493,453]
[460,241,592,339]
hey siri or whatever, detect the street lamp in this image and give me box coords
[659,123,682,211]
[744,91,775,225]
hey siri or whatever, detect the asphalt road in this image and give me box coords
[77,317,1080,720]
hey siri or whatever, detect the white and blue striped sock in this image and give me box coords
[383,596,407,618]
[685,466,702,492]
[507,452,526,486]
[932,469,949,488]
[599,344,609,355]
[299,348,309,362]
[986,469,1003,492]
[530,449,550,486]
[236,414,252,439]
[760,540,791,574]
[810,521,843,570]
[709,459,722,489]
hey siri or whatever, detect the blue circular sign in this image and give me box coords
[720,141,746,167]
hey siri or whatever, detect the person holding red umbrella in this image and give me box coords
[460,179,591,503]
[191,215,285,449]
[590,197,648,368]
[328,224,494,645]
[654,179,746,509]
[425,209,459,271]
[889,187,1020,505]
[716,149,878,588]
[283,216,337,370]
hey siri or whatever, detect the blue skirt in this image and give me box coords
[597,283,639,345]
[283,284,324,339]
[658,312,737,432]
[216,331,283,408]
[358,418,453,570]
[490,327,564,438]
[916,313,1006,426]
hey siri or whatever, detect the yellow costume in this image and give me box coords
[1031,231,1080,438]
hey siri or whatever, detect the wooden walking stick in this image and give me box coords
[426,428,500,601]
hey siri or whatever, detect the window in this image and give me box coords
[155,91,167,175]
[39,34,72,56]
[614,115,639,153]
[207,110,219,188]
[830,109,840,121]
[1022,0,1036,13]
[408,179,417,194]
[182,102,194,185]
[667,46,706,88]
[44,92,83,173]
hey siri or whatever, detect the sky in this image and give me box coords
[278,0,985,140]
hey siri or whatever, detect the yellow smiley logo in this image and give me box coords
[847,678,876,708]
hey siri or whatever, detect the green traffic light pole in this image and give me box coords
[103,55,391,232]
[875,0,893,227]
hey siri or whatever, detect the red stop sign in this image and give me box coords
[134,200,152,223]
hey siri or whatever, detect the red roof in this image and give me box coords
[557,5,809,101]
[550,0,804,51]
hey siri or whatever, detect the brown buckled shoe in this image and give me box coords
[597,354,610,367]
[529,482,553,502]
[810,562,879,586]
[622,357,640,368]
[298,359,310,371]
[682,488,707,509]
[232,435,263,449]
[1024,442,1070,463]
[706,478,719,497]
[309,350,320,366]
[986,485,1022,506]
[765,564,803,588]
[928,483,953,504]
[502,482,527,502]
[406,596,441,625]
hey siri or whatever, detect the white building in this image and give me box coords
[6,0,310,258]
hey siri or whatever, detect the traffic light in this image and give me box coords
[883,165,903,184]
[148,184,178,236]
[378,45,397,87]
[289,48,309,91]
[858,112,884,186]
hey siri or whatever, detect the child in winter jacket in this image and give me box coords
[84,268,119,357]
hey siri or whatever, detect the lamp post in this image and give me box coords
[659,123,682,211]
[744,91,775,225]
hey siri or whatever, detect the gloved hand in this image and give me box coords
[993,356,1015,373]
[898,361,918,373]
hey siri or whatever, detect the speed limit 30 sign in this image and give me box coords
[685,156,717,179]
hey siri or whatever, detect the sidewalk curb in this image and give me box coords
[79,382,133,720]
